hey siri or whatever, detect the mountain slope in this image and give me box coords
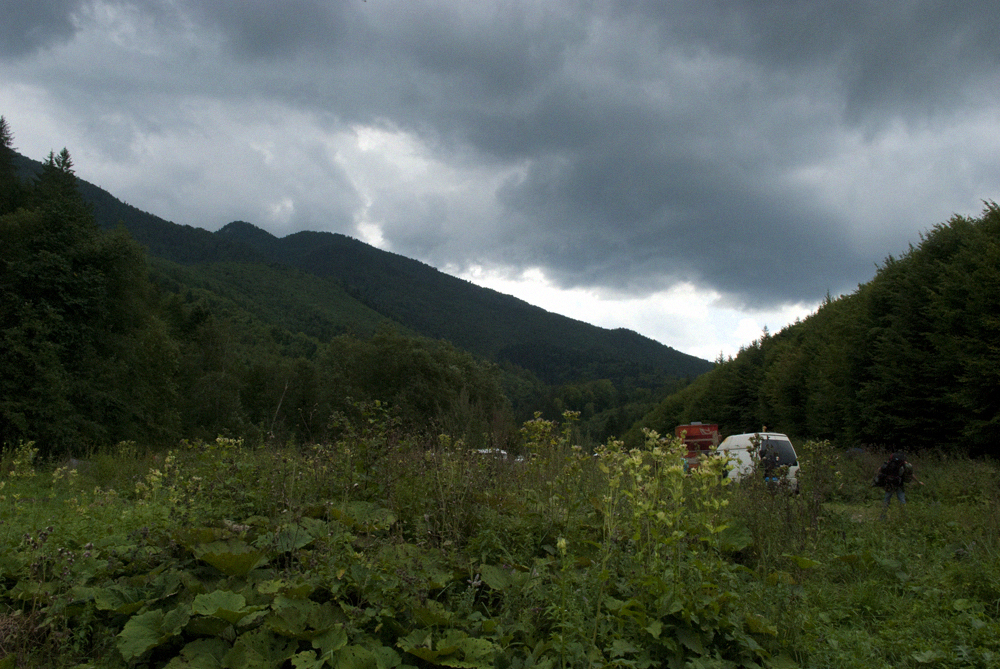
[217,221,713,385]
[15,151,713,386]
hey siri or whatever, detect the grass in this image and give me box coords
[0,427,998,668]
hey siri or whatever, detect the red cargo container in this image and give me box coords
[675,423,719,468]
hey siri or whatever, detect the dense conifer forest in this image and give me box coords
[633,201,1000,457]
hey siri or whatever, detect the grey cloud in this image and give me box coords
[649,1,1000,122]
[0,0,85,57]
[4,0,997,313]
[181,0,363,60]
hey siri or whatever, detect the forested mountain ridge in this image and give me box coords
[3,127,708,453]
[632,201,1000,456]
[14,151,713,387]
[215,220,711,386]
[12,152,266,265]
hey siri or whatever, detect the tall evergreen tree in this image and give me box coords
[32,148,89,215]
[1,139,179,452]
[0,116,21,215]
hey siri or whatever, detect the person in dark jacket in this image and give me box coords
[876,452,923,517]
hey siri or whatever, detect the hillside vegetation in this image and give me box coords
[634,201,1000,456]
[5,127,710,453]
[2,120,710,454]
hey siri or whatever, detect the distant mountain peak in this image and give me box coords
[217,220,277,241]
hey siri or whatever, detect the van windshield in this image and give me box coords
[759,438,796,467]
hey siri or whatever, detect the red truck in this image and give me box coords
[675,423,719,469]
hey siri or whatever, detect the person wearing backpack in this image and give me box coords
[874,452,923,517]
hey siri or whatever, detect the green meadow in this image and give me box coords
[1,413,998,668]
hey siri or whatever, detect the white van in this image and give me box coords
[717,432,800,491]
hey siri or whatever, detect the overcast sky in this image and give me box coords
[3,1,999,360]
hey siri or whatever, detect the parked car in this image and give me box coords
[717,432,800,491]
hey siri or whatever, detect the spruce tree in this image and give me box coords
[33,147,87,210]
[0,116,21,215]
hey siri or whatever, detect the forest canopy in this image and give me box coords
[633,201,1000,456]
[1,118,516,455]
[5,115,1000,458]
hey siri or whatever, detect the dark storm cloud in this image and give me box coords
[0,0,86,57]
[184,0,362,60]
[642,0,1000,120]
[4,0,998,312]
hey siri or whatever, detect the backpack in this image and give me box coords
[874,453,906,489]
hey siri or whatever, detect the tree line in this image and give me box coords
[634,201,1000,456]
[1,117,517,455]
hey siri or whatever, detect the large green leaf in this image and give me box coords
[257,523,317,553]
[332,645,380,669]
[290,650,325,669]
[117,604,192,661]
[221,628,298,669]
[397,630,495,668]
[194,540,268,577]
[312,627,349,658]
[266,596,340,640]
[193,590,264,625]
[164,638,230,669]
[257,577,317,600]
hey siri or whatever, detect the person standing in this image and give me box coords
[875,452,923,517]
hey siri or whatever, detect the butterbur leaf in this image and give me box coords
[766,571,796,586]
[164,604,194,634]
[193,590,261,625]
[716,522,753,552]
[184,615,231,638]
[335,645,379,669]
[284,579,317,600]
[290,650,325,669]
[412,600,453,627]
[195,540,268,577]
[118,612,165,662]
[118,605,191,661]
[312,627,349,658]
[222,628,297,669]
[330,502,396,532]
[369,644,402,669]
[258,525,315,553]
[194,590,246,615]
[174,527,228,550]
[267,597,339,640]
[478,564,512,592]
[266,598,315,638]
[397,630,494,668]
[164,638,230,669]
